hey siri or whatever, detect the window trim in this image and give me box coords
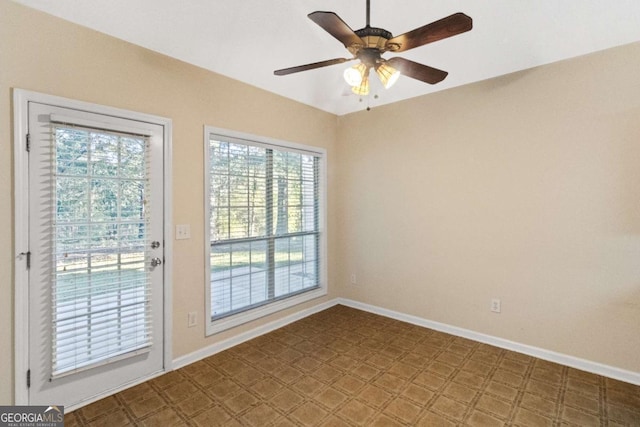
[203,126,327,336]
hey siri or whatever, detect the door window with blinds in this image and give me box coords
[205,128,326,334]
[52,122,152,377]
[17,94,166,407]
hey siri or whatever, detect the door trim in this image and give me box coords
[13,89,173,407]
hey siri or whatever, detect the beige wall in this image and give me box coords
[2,0,640,406]
[0,1,338,404]
[336,42,640,373]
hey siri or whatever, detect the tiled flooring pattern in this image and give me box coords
[66,305,640,426]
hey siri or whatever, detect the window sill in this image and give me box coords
[205,286,327,336]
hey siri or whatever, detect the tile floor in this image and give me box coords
[65,305,640,426]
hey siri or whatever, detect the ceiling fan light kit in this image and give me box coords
[274,0,472,103]
[344,63,368,86]
[352,74,370,96]
[375,63,401,89]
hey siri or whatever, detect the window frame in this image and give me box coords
[203,126,327,335]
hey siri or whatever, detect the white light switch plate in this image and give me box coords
[176,224,191,240]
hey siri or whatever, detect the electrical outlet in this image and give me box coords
[188,311,197,327]
[350,273,357,285]
[176,224,191,240]
[491,298,501,313]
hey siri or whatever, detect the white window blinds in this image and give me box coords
[49,123,153,378]
[207,135,322,320]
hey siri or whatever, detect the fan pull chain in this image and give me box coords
[359,93,379,111]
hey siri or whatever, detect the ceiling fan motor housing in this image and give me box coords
[351,26,399,70]
[352,26,399,52]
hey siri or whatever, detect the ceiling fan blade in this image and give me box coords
[308,11,364,49]
[386,12,472,52]
[274,58,352,76]
[386,57,448,84]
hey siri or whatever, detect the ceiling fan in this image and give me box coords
[274,0,472,95]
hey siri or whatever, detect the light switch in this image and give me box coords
[176,224,191,240]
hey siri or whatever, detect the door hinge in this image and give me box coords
[20,251,31,269]
[26,133,31,152]
[27,369,31,388]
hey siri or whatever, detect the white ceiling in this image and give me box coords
[12,0,640,115]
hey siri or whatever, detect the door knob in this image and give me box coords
[151,257,162,267]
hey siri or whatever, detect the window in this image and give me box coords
[204,127,326,334]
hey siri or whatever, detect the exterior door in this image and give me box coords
[27,101,165,408]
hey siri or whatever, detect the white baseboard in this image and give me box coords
[68,296,637,412]
[173,296,639,386]
[337,298,640,386]
[173,299,339,369]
